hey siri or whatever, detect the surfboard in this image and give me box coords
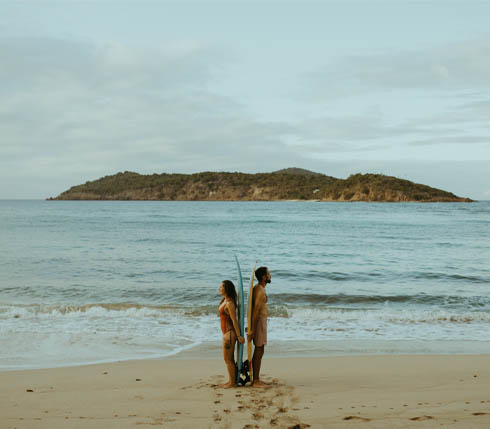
[234,255,246,385]
[247,262,257,383]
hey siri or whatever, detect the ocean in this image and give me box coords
[1,200,489,370]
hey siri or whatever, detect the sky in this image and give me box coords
[1,0,489,200]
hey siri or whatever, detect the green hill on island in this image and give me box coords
[50,168,472,202]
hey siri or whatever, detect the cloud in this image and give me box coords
[304,38,490,98]
[284,38,490,158]
[2,36,490,199]
[409,135,490,146]
[0,37,222,90]
[0,37,304,197]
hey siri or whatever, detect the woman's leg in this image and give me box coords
[221,330,237,387]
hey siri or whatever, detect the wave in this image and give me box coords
[410,272,490,284]
[275,269,490,284]
[285,307,490,324]
[274,270,383,282]
[0,302,293,320]
[0,303,217,319]
[270,292,490,307]
[2,300,490,325]
[0,285,217,304]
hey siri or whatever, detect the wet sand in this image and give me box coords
[1,355,490,428]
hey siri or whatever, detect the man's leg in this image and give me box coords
[252,345,265,387]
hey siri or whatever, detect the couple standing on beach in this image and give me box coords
[218,266,271,388]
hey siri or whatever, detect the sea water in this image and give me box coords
[1,200,489,370]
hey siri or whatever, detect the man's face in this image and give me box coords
[265,269,271,284]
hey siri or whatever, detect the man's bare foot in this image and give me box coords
[251,380,268,388]
[219,382,237,389]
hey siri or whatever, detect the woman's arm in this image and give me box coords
[226,301,245,343]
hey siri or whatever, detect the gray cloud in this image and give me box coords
[0,37,223,91]
[286,38,490,157]
[409,135,490,147]
[304,39,490,98]
[2,36,490,200]
[0,37,303,197]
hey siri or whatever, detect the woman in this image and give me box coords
[219,280,245,388]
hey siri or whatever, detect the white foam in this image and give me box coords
[2,303,490,370]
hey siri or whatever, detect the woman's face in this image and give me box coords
[219,282,225,296]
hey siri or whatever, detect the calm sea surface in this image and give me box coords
[1,200,490,369]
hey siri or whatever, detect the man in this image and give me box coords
[247,266,271,387]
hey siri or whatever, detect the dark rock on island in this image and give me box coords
[50,168,473,202]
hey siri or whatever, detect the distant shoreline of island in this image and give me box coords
[49,168,474,203]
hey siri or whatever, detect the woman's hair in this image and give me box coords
[220,280,237,306]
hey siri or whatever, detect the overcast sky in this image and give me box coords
[1,0,489,200]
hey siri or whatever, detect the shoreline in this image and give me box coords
[4,339,490,373]
[47,198,475,203]
[2,355,490,428]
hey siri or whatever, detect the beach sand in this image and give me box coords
[1,355,490,428]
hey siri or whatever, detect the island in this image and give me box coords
[49,168,473,202]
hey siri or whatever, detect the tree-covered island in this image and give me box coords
[50,168,473,202]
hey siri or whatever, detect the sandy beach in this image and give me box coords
[1,355,490,428]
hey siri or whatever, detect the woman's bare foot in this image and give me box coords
[219,382,237,389]
[251,380,268,388]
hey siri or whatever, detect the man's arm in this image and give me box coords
[248,290,265,341]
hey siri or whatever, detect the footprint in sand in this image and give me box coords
[252,412,264,420]
[473,412,489,416]
[343,416,371,422]
[410,415,434,421]
[181,380,207,390]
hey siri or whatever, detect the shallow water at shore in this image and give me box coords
[1,200,489,369]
